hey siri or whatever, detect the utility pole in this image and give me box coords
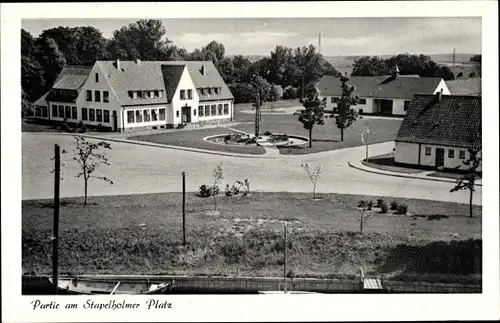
[52,144,61,294]
[255,92,261,137]
[452,48,456,67]
[182,171,186,245]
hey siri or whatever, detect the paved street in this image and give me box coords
[22,133,482,205]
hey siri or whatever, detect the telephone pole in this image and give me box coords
[255,92,261,137]
[452,48,456,67]
[182,171,186,245]
[52,144,61,294]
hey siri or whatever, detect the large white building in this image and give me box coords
[394,93,481,172]
[33,60,234,132]
[316,67,450,116]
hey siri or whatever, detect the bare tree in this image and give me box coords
[212,163,224,212]
[72,136,113,205]
[301,162,322,199]
[450,146,482,218]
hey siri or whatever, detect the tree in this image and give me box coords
[21,90,34,118]
[469,54,481,63]
[34,36,66,93]
[334,75,359,142]
[212,163,224,213]
[217,57,235,84]
[450,146,482,218]
[251,76,272,105]
[301,162,322,199]
[268,85,281,102]
[201,41,226,63]
[72,136,113,205]
[231,55,253,83]
[283,87,298,100]
[296,86,326,148]
[351,56,387,76]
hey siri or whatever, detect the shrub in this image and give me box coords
[379,201,388,214]
[283,87,298,100]
[376,198,384,208]
[286,270,295,278]
[263,131,272,136]
[236,179,251,196]
[366,200,373,210]
[396,203,408,215]
[199,184,219,198]
[390,200,399,210]
[357,200,367,208]
[225,184,233,197]
[231,184,240,196]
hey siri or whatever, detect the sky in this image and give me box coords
[21,17,481,56]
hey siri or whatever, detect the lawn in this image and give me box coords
[128,127,266,155]
[22,192,481,283]
[231,115,402,155]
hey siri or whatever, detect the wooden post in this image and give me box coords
[182,171,186,245]
[284,224,288,293]
[52,144,60,294]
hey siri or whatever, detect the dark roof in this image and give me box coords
[396,94,481,148]
[445,78,481,95]
[317,75,444,99]
[33,91,50,106]
[161,65,185,101]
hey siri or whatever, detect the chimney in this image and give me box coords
[116,59,121,70]
[200,65,206,76]
[135,58,141,65]
[392,65,400,78]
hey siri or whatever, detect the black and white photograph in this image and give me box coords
[2,1,499,322]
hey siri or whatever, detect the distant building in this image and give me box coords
[394,93,481,172]
[32,60,234,132]
[445,78,481,95]
[316,66,450,116]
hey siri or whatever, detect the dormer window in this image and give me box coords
[95,73,99,83]
[214,87,220,95]
[207,88,212,95]
[133,91,138,99]
[200,88,205,95]
[158,90,163,98]
[154,90,159,98]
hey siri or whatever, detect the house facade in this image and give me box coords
[32,60,234,132]
[394,93,481,172]
[316,68,450,116]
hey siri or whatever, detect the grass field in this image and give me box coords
[232,115,402,155]
[22,192,481,283]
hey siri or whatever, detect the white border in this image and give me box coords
[2,1,499,322]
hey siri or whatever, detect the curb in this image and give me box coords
[348,160,483,187]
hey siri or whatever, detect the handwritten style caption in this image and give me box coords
[31,299,172,310]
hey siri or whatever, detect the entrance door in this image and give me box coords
[435,148,445,168]
[181,106,191,123]
[112,111,118,132]
[380,100,393,114]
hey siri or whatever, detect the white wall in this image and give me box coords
[171,66,199,125]
[433,79,451,95]
[396,141,482,172]
[394,141,420,164]
[325,96,374,113]
[392,99,412,115]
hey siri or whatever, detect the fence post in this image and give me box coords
[182,171,186,245]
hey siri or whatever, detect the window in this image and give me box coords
[142,91,148,99]
[82,108,88,121]
[152,109,158,121]
[180,90,186,100]
[404,101,411,111]
[89,108,95,121]
[211,105,217,116]
[223,104,229,115]
[214,88,220,95]
[194,109,197,116]
[42,106,48,118]
[86,90,92,101]
[137,91,143,99]
[448,149,455,158]
[187,89,193,99]
[95,91,101,102]
[103,91,109,103]
[158,90,163,98]
[459,150,466,159]
[205,105,210,116]
[150,91,155,98]
[96,109,103,122]
[218,104,223,115]
[200,88,205,95]
[176,111,179,118]
[199,106,204,116]
[159,108,165,120]
[65,106,71,119]
[208,88,212,95]
[72,106,77,119]
[35,107,42,117]
[128,91,134,98]
[358,98,367,105]
[95,73,99,83]
[59,106,64,119]
[154,90,159,98]
[135,110,142,122]
[331,97,340,103]
[144,109,150,122]
[425,147,432,156]
[52,105,58,117]
[127,111,134,123]
[133,91,138,99]
[104,110,110,123]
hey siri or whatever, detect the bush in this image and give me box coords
[357,200,367,208]
[366,200,373,210]
[228,83,255,103]
[225,184,233,197]
[379,201,388,214]
[286,270,295,278]
[396,203,408,215]
[231,184,240,196]
[376,198,384,208]
[268,85,281,102]
[390,201,399,210]
[199,184,219,198]
[283,87,298,100]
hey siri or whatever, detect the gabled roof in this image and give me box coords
[96,60,233,105]
[51,65,93,90]
[396,94,481,148]
[33,90,50,106]
[445,78,481,95]
[317,75,443,99]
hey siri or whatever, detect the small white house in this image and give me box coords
[394,93,481,172]
[32,60,234,132]
[316,67,450,116]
